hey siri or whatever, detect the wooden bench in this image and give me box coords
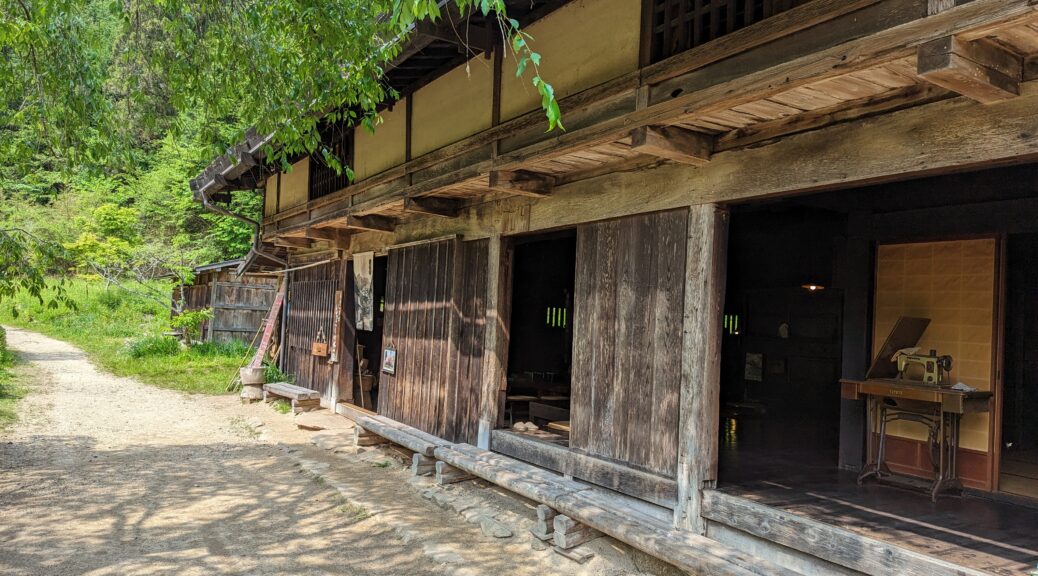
[262,382,321,413]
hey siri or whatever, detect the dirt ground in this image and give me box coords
[0,327,685,576]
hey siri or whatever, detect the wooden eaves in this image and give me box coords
[262,0,1038,242]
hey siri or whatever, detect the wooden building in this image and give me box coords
[174,260,279,343]
[191,1,1038,574]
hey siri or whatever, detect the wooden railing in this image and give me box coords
[647,0,811,64]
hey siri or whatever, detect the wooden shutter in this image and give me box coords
[570,209,688,477]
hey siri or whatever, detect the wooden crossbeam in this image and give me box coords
[346,214,396,232]
[273,237,311,248]
[300,227,351,249]
[488,170,555,197]
[404,196,464,218]
[630,125,713,166]
[918,35,1022,104]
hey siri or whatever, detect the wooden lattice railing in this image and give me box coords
[648,0,811,64]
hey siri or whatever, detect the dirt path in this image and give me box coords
[0,327,681,576]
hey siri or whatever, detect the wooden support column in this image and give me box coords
[530,504,557,541]
[477,235,511,449]
[412,453,436,476]
[674,203,728,534]
[838,211,873,471]
[435,460,475,485]
[552,515,602,549]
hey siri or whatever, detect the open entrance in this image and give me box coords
[719,205,846,485]
[706,166,1038,575]
[1002,234,1038,499]
[353,255,387,411]
[502,230,576,444]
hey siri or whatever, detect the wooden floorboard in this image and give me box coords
[715,476,1038,575]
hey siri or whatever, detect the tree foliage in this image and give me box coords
[0,0,561,307]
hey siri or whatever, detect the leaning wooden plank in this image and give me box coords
[701,489,990,576]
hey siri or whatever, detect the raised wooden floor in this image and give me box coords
[713,471,1038,575]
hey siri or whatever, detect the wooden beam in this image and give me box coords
[918,35,1022,103]
[630,125,713,166]
[702,490,991,576]
[716,83,950,151]
[345,214,396,232]
[488,170,555,197]
[299,227,351,249]
[491,429,678,508]
[674,204,728,534]
[404,196,464,218]
[273,237,312,248]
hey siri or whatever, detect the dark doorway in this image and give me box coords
[354,255,387,410]
[1002,234,1038,499]
[503,230,576,440]
[719,205,846,485]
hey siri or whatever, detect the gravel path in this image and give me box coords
[0,327,682,576]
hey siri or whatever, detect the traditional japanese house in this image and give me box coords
[190,1,1038,573]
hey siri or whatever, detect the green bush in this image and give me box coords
[126,335,181,358]
[0,325,7,360]
[263,360,295,384]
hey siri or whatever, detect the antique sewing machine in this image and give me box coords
[841,317,991,500]
[896,349,954,387]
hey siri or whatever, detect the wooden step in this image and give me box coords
[263,382,321,401]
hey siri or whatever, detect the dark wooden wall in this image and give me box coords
[174,270,278,343]
[284,261,353,401]
[570,209,688,477]
[379,238,489,443]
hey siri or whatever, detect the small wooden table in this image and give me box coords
[841,378,991,501]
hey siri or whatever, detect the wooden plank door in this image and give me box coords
[570,209,689,477]
[284,261,353,404]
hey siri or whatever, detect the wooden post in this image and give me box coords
[674,203,728,534]
[477,235,511,449]
[838,211,872,471]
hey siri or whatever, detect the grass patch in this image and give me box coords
[372,460,391,468]
[0,327,27,431]
[271,399,292,414]
[332,495,370,523]
[0,279,253,394]
[228,416,261,439]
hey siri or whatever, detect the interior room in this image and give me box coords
[501,230,576,443]
[718,205,847,485]
[712,165,1038,574]
[354,255,387,411]
[1001,233,1038,499]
